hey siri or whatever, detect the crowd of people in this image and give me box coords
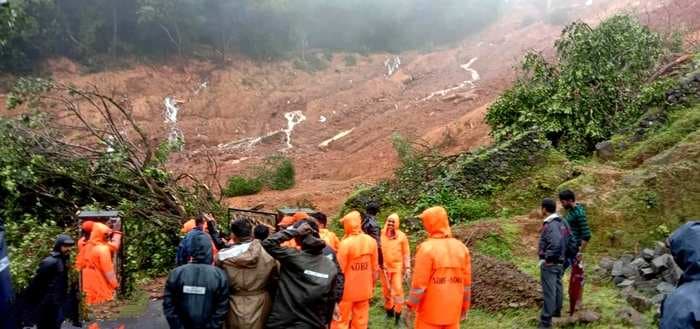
[164,204,472,329]
[0,188,697,329]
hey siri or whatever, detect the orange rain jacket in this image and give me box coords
[381,214,410,273]
[337,211,378,302]
[78,222,119,305]
[320,228,340,252]
[407,207,472,325]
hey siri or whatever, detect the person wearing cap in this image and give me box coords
[407,206,472,329]
[20,234,76,329]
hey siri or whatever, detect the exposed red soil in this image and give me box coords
[472,253,543,311]
[0,0,698,219]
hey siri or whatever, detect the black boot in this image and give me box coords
[385,308,395,319]
[394,312,401,325]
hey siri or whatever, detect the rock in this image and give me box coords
[617,307,644,327]
[576,310,601,323]
[613,276,626,285]
[595,140,615,161]
[599,257,616,271]
[655,241,670,256]
[631,258,648,269]
[611,261,625,276]
[626,290,653,312]
[623,263,640,279]
[617,279,635,288]
[620,254,635,264]
[641,248,655,261]
[635,279,661,295]
[641,267,657,279]
[656,281,675,294]
[652,255,674,271]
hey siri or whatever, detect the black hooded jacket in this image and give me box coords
[163,233,229,329]
[20,234,75,326]
[262,228,342,329]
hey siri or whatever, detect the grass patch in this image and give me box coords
[493,150,573,217]
[344,54,357,66]
[620,105,700,166]
[473,222,519,261]
[118,289,150,318]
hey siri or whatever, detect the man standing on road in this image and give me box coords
[20,234,75,329]
[217,219,277,329]
[660,221,700,329]
[380,213,410,324]
[263,220,343,329]
[176,214,219,266]
[332,211,379,329]
[407,206,471,329]
[312,212,340,252]
[538,198,567,329]
[79,222,119,304]
[164,233,229,329]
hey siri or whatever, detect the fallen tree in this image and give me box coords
[3,79,223,292]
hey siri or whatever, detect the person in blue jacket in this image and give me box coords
[660,221,700,329]
[0,217,15,329]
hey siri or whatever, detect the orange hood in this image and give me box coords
[89,222,111,243]
[419,206,452,238]
[382,213,401,235]
[279,216,296,228]
[292,212,309,221]
[81,220,95,232]
[342,211,362,235]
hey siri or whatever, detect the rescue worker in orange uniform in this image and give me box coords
[332,211,379,329]
[407,206,472,329]
[312,212,340,251]
[380,213,411,324]
[78,222,119,304]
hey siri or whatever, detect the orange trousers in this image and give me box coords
[380,271,404,313]
[331,299,370,329]
[415,317,459,329]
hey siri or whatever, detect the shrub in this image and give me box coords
[267,156,295,190]
[414,190,493,224]
[486,15,664,156]
[224,176,263,197]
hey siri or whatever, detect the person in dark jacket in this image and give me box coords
[660,221,700,329]
[176,214,219,266]
[538,198,567,329]
[559,190,592,267]
[163,233,229,329]
[20,234,75,329]
[0,217,14,329]
[363,203,383,268]
[263,220,343,329]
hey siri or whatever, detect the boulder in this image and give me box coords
[652,254,674,271]
[640,267,657,279]
[595,140,615,161]
[620,254,635,264]
[599,257,616,271]
[623,263,641,279]
[626,290,653,312]
[654,242,670,256]
[611,261,625,276]
[617,279,635,288]
[631,258,648,269]
[617,307,644,327]
[635,279,661,295]
[641,248,655,261]
[613,276,627,285]
[656,281,675,295]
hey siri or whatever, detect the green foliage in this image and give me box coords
[293,55,328,73]
[486,15,665,156]
[265,155,295,190]
[224,176,263,197]
[5,216,65,290]
[414,190,493,224]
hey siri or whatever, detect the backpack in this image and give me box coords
[560,220,579,259]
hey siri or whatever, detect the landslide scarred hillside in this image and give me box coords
[1,0,697,213]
